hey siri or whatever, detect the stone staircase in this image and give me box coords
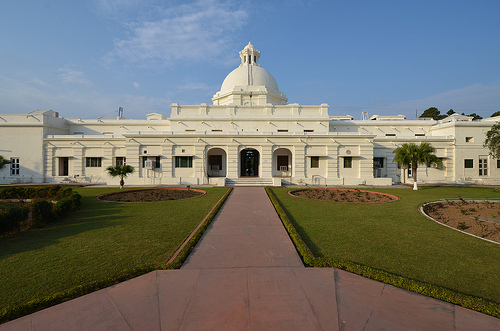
[225,177,274,186]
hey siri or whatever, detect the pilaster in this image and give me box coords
[261,145,272,178]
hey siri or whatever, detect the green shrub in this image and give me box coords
[0,203,29,234]
[53,198,74,218]
[0,185,78,200]
[29,200,54,227]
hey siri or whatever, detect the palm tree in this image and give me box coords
[106,164,134,189]
[484,123,500,158]
[0,155,9,171]
[393,142,442,190]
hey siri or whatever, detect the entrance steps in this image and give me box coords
[225,177,273,186]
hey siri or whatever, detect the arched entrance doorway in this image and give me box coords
[206,147,227,177]
[272,148,292,177]
[240,149,259,177]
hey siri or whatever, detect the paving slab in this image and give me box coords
[1,187,499,330]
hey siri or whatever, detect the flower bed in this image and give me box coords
[422,199,500,244]
[289,188,399,203]
[97,188,206,202]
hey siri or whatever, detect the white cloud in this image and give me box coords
[133,82,140,88]
[58,67,92,87]
[178,82,213,91]
[105,0,248,67]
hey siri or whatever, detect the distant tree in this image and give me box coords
[446,109,456,116]
[0,156,9,171]
[484,123,500,158]
[461,112,483,120]
[393,142,442,190]
[106,164,134,189]
[490,111,500,117]
[419,107,446,120]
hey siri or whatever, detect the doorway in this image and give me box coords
[58,157,69,176]
[240,149,259,177]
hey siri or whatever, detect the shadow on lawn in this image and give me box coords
[0,200,124,259]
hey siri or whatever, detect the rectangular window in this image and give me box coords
[277,129,288,132]
[385,133,396,137]
[465,137,474,143]
[85,157,102,167]
[479,158,488,176]
[310,156,320,168]
[175,156,193,168]
[155,156,161,168]
[497,159,500,168]
[304,129,314,133]
[464,159,474,168]
[10,158,20,175]
[115,157,126,166]
[415,133,425,137]
[343,157,352,168]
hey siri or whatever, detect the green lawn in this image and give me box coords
[269,186,500,304]
[0,187,228,313]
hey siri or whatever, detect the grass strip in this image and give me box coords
[0,187,232,324]
[265,187,500,318]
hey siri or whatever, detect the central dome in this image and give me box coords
[212,43,287,106]
[220,65,280,95]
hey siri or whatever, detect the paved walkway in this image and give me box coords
[1,187,499,330]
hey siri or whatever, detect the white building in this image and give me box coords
[1,43,499,186]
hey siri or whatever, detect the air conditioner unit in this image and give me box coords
[144,161,154,169]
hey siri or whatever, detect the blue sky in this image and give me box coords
[1,0,499,120]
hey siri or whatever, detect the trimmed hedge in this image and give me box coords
[0,187,232,324]
[0,186,82,236]
[265,187,500,318]
[0,202,29,234]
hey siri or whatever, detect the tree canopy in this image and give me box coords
[0,156,10,171]
[419,107,446,120]
[490,111,500,117]
[106,164,135,189]
[461,112,482,120]
[484,123,500,158]
[393,142,442,190]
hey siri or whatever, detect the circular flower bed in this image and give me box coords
[422,200,500,244]
[289,188,399,203]
[97,188,206,202]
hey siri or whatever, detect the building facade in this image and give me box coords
[1,43,499,186]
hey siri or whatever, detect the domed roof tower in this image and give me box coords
[212,43,288,106]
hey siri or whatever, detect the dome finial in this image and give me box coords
[239,42,261,67]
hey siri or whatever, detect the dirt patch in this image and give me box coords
[97,188,205,202]
[423,200,500,243]
[289,188,399,203]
